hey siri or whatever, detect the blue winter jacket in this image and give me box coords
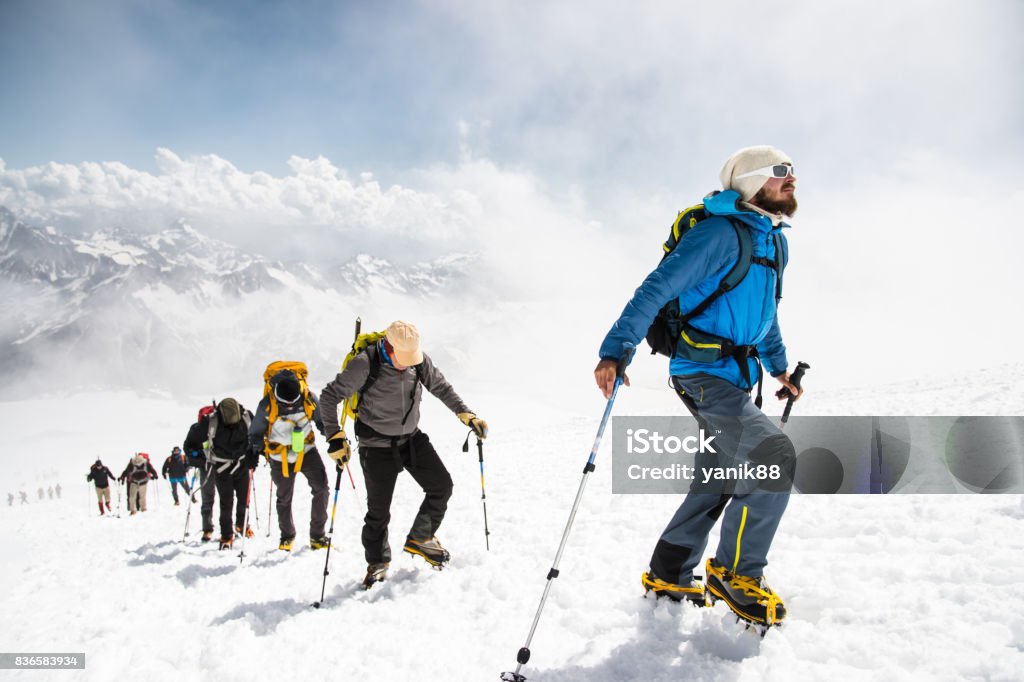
[598,190,789,389]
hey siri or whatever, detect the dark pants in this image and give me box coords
[358,430,453,564]
[197,466,217,533]
[268,449,329,541]
[213,464,250,541]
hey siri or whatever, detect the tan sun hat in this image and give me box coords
[386,320,423,366]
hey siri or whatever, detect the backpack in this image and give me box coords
[262,362,316,425]
[260,361,318,477]
[130,461,150,484]
[207,407,253,474]
[644,199,785,361]
[197,403,216,423]
[340,331,389,421]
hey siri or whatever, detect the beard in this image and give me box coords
[752,186,798,217]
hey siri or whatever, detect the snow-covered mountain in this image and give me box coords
[0,207,477,392]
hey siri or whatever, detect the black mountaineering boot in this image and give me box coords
[362,563,389,589]
[705,558,786,630]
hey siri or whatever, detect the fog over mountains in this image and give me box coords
[0,206,477,393]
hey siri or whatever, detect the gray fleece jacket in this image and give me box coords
[319,345,471,449]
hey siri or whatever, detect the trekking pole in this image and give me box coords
[250,474,261,532]
[182,469,199,541]
[775,361,810,427]
[313,462,345,609]
[115,481,122,518]
[238,469,254,565]
[343,316,361,492]
[462,431,491,550]
[266,476,274,538]
[500,344,634,682]
[313,315,362,608]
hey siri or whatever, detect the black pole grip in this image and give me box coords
[780,361,810,423]
[775,360,810,400]
[790,361,810,389]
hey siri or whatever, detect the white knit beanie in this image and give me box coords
[719,145,793,201]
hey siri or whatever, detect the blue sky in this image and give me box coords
[4,0,1020,196]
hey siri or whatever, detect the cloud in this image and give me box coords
[0,148,461,236]
[2,137,1021,395]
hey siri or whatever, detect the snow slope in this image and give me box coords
[1,370,1023,682]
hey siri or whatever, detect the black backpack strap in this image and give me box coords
[400,365,423,426]
[679,217,753,325]
[772,232,785,301]
[740,230,785,301]
[356,345,383,403]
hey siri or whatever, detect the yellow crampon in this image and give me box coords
[261,360,317,478]
[705,558,785,627]
[641,572,705,604]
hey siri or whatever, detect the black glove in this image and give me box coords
[244,452,259,470]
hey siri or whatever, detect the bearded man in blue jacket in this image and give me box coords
[595,145,803,629]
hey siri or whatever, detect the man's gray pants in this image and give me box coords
[650,373,796,584]
[268,449,329,540]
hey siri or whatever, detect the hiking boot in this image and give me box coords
[201,531,213,543]
[362,562,389,590]
[403,536,450,568]
[641,571,705,606]
[219,537,234,550]
[235,525,254,539]
[105,502,112,511]
[174,500,180,506]
[279,536,295,552]
[705,558,786,627]
[310,535,331,550]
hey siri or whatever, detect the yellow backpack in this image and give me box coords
[340,331,388,421]
[261,360,318,477]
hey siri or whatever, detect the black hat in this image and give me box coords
[274,374,301,404]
